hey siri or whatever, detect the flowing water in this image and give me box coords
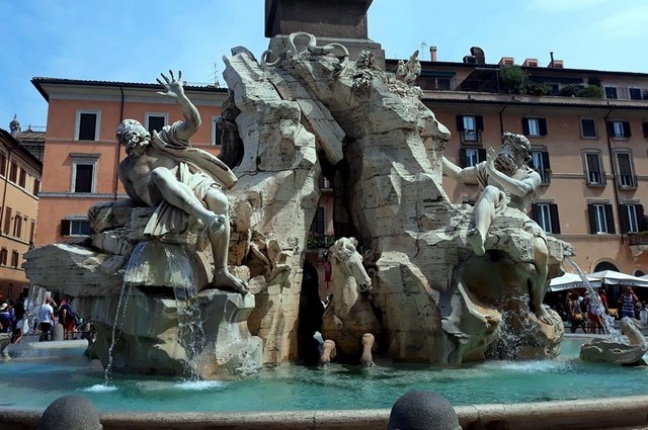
[564,256,619,337]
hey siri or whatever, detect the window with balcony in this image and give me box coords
[459,147,486,168]
[605,86,618,99]
[532,202,560,234]
[212,116,223,147]
[145,113,167,135]
[60,219,91,237]
[75,110,100,141]
[530,149,551,184]
[522,118,547,137]
[583,151,605,186]
[588,203,615,234]
[619,203,646,233]
[608,121,631,139]
[456,115,483,143]
[615,151,637,189]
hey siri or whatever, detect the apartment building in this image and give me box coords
[394,47,648,275]
[0,127,42,300]
[31,78,229,246]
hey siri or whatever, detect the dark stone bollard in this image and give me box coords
[38,395,102,430]
[387,390,461,430]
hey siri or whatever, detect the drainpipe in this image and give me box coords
[114,86,125,200]
[604,108,621,243]
[498,103,509,136]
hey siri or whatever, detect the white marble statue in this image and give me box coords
[396,49,421,85]
[443,132,551,323]
[92,71,247,294]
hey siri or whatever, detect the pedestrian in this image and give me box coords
[0,302,12,334]
[11,296,27,343]
[618,286,639,319]
[57,298,78,340]
[38,298,55,341]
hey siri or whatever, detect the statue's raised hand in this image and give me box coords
[156,70,184,99]
[485,147,497,172]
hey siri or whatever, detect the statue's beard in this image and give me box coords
[494,152,518,175]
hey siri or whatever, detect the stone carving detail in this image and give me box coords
[321,237,380,361]
[395,49,422,85]
[580,317,648,365]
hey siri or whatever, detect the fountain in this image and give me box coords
[5,2,648,428]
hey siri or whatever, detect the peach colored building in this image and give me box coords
[0,129,42,300]
[390,49,648,282]
[32,78,229,246]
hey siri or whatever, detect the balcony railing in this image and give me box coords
[627,232,648,246]
[618,174,638,189]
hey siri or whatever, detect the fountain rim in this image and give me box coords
[2,395,648,430]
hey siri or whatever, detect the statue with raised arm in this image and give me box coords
[112,70,247,294]
[443,132,551,323]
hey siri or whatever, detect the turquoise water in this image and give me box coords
[1,338,647,412]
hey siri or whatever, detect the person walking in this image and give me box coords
[38,298,55,341]
[618,286,639,319]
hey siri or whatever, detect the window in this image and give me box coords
[310,207,325,235]
[456,115,483,142]
[18,169,26,188]
[13,214,22,238]
[60,219,91,237]
[0,153,6,177]
[212,116,223,146]
[619,203,646,233]
[29,220,35,244]
[605,87,618,99]
[10,251,19,267]
[0,248,7,266]
[530,149,551,184]
[33,179,40,196]
[615,151,637,189]
[588,203,615,234]
[580,118,597,138]
[532,203,561,234]
[75,111,100,141]
[459,148,486,168]
[9,162,17,183]
[523,118,547,137]
[583,151,605,186]
[70,153,100,194]
[643,121,648,139]
[145,113,167,134]
[3,207,11,234]
[630,88,642,100]
[608,121,631,139]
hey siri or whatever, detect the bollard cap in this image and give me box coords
[387,390,461,430]
[38,395,102,430]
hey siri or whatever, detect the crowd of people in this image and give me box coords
[548,286,648,334]
[0,292,95,344]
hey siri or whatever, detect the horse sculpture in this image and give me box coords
[321,237,380,364]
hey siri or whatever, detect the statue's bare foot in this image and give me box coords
[466,228,485,256]
[536,305,552,325]
[212,268,248,294]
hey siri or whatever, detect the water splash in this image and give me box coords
[166,248,206,381]
[103,242,146,386]
[83,384,118,393]
[564,256,619,337]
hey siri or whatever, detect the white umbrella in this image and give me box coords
[548,273,602,292]
[588,270,648,287]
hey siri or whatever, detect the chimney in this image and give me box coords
[429,46,437,62]
[522,58,539,67]
[498,57,515,66]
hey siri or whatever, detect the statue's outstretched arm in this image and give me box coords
[442,156,477,183]
[157,70,201,141]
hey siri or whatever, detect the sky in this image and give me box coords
[2,0,648,129]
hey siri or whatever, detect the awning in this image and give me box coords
[588,270,648,287]
[549,273,602,292]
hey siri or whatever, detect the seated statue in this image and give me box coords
[91,70,247,294]
[442,132,550,323]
